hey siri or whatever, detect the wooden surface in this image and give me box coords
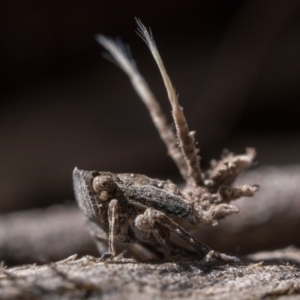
[1,247,300,299]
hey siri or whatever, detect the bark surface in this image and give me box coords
[1,247,300,299]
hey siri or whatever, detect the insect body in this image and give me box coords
[73,168,242,262]
[74,19,258,263]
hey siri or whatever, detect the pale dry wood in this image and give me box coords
[0,248,300,299]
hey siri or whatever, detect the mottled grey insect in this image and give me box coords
[73,19,258,263]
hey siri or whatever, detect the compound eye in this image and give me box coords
[100,191,109,201]
[92,174,116,201]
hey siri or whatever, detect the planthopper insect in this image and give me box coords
[73,19,258,263]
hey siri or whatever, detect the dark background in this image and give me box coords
[1,0,300,213]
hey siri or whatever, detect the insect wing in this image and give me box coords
[126,185,190,218]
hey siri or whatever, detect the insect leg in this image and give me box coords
[100,199,119,259]
[141,208,240,263]
[135,212,185,256]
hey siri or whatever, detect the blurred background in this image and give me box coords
[1,0,300,264]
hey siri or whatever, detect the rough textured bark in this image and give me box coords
[1,247,300,299]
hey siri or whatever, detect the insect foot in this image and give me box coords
[73,19,259,263]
